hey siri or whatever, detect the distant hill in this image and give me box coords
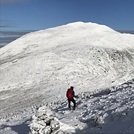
[0,31,34,48]
[117,30,134,34]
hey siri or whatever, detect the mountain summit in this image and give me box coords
[0,22,134,118]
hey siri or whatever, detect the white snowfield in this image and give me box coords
[0,22,134,134]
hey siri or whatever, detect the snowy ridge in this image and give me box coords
[31,79,134,134]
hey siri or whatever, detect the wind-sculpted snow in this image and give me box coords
[30,79,134,134]
[0,22,134,133]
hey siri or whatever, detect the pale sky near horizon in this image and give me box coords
[0,0,134,32]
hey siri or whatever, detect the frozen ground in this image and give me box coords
[1,79,134,134]
[0,22,134,133]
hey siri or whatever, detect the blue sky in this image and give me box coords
[0,0,134,32]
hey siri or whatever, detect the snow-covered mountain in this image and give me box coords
[0,22,134,134]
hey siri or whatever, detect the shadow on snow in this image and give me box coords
[0,118,32,134]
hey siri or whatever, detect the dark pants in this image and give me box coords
[68,98,76,110]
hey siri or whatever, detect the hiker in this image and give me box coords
[66,86,76,110]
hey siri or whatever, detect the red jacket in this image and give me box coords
[66,88,74,99]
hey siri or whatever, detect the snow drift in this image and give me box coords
[0,22,134,133]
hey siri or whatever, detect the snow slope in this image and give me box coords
[31,79,134,134]
[0,22,134,133]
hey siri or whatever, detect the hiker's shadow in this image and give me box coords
[54,107,69,113]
